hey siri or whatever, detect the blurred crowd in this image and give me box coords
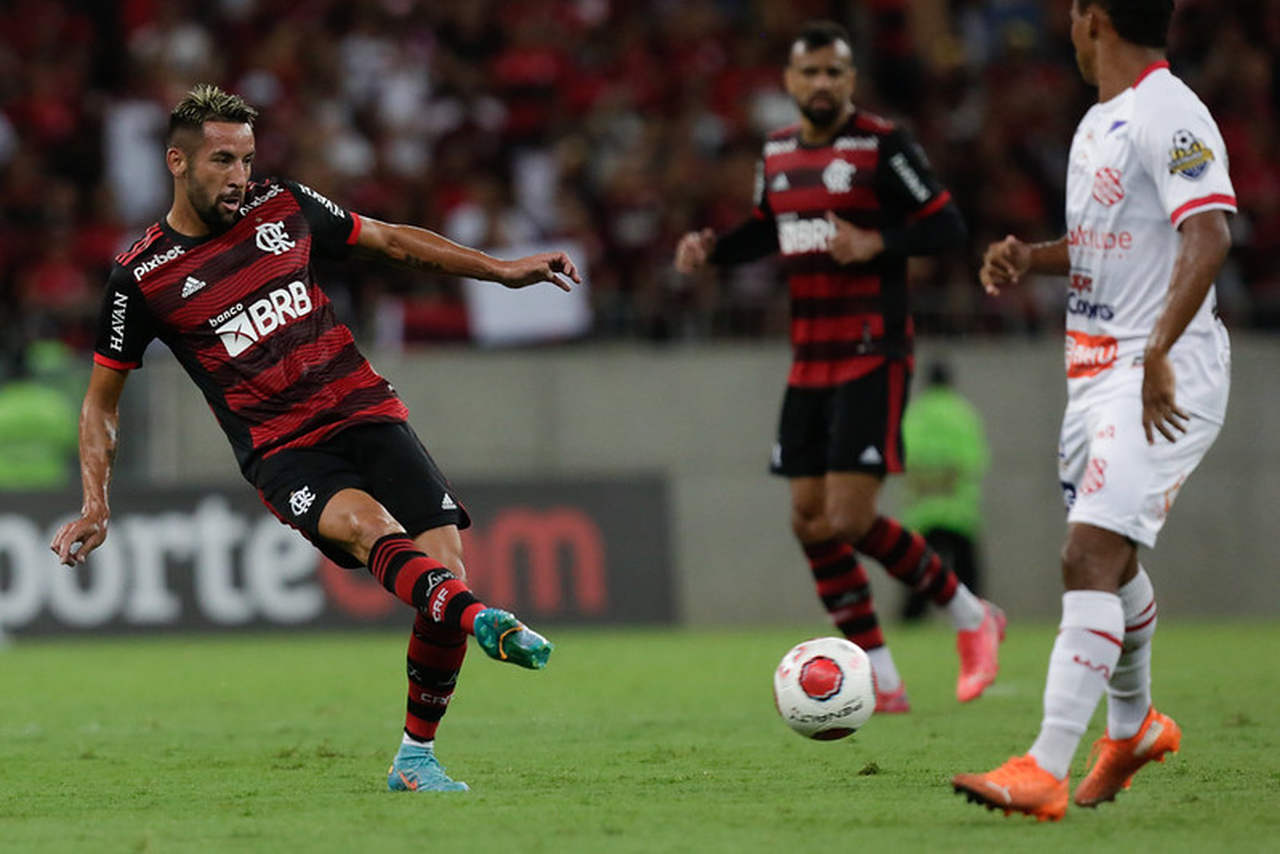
[2,0,1278,357]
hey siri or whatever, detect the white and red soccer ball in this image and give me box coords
[773,637,875,740]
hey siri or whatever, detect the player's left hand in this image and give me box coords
[498,252,581,291]
[1141,351,1189,444]
[826,212,884,264]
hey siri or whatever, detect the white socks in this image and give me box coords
[866,645,903,693]
[1029,590,1124,779]
[403,732,433,749]
[945,583,986,631]
[1108,567,1158,739]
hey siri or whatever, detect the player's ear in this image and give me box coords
[166,145,187,179]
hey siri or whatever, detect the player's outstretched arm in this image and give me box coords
[979,235,1069,295]
[1141,209,1232,444]
[50,364,128,566]
[355,217,579,291]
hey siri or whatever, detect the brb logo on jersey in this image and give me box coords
[255,221,296,255]
[778,216,836,255]
[211,280,313,357]
[1065,330,1118,378]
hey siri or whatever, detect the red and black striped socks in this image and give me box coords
[804,539,885,652]
[367,532,484,634]
[855,516,959,606]
[403,612,467,742]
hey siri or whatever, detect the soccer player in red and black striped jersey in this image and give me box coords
[676,21,1005,711]
[50,84,579,793]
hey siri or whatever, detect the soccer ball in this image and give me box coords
[773,637,875,740]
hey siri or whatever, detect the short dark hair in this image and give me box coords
[1078,0,1174,48]
[793,20,853,56]
[167,84,258,149]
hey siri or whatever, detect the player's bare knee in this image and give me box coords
[790,502,824,541]
[825,504,875,544]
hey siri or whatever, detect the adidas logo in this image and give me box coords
[181,276,206,298]
[441,494,456,511]
[858,446,883,465]
[771,172,790,192]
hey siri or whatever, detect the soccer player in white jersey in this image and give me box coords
[952,0,1235,821]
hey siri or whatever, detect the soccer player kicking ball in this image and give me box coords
[50,84,578,793]
[953,0,1235,821]
[675,21,1004,713]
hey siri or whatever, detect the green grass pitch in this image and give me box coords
[2,620,1277,853]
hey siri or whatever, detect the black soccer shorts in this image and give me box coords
[254,421,470,568]
[769,359,912,479]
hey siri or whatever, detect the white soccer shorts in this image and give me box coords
[1058,393,1221,548]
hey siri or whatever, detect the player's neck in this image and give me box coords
[165,194,212,238]
[1095,42,1166,103]
[799,105,853,145]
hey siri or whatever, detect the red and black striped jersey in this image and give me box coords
[752,111,953,387]
[94,178,408,478]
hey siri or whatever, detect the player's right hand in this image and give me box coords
[50,511,109,567]
[674,228,716,274]
[980,234,1032,295]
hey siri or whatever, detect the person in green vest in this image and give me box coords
[0,340,81,490]
[900,361,989,621]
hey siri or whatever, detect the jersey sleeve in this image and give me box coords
[875,128,953,223]
[93,266,156,370]
[283,179,363,257]
[1134,98,1237,227]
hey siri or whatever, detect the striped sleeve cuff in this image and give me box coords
[94,353,140,371]
[1170,193,1237,227]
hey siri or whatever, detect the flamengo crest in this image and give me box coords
[255,221,296,255]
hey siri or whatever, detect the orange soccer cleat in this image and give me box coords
[955,600,1007,702]
[1073,706,1181,807]
[952,754,1069,822]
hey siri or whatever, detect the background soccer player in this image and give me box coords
[674,20,1005,712]
[953,0,1235,821]
[49,84,581,793]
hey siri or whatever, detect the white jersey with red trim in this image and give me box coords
[1063,62,1234,420]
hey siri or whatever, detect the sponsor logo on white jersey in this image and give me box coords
[822,159,855,193]
[255,221,296,256]
[289,486,316,516]
[1064,330,1119,379]
[181,276,206,298]
[1067,224,1134,252]
[212,280,313,357]
[133,245,185,282]
[778,216,835,255]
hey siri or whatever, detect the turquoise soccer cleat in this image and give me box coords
[387,740,469,792]
[473,608,553,670]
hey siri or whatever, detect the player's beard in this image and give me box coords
[187,182,240,233]
[799,97,843,130]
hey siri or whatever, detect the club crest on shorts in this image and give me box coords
[289,485,316,516]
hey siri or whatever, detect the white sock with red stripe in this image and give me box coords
[1028,590,1124,779]
[1107,567,1158,739]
